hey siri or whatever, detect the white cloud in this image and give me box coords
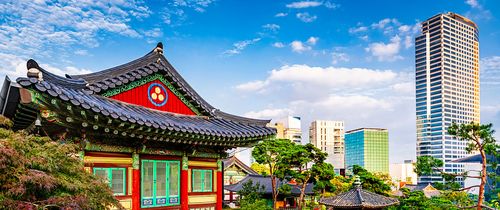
[398,25,411,33]
[275,12,288,17]
[161,0,216,25]
[371,18,400,29]
[244,108,293,119]
[285,1,338,9]
[359,35,369,41]
[0,0,150,58]
[262,24,280,32]
[235,64,400,93]
[0,52,92,88]
[307,36,319,45]
[286,1,322,8]
[404,35,412,49]
[74,49,89,56]
[391,82,414,94]
[290,41,312,53]
[365,35,403,62]
[349,26,368,34]
[235,64,416,161]
[331,52,349,64]
[223,38,261,56]
[273,42,285,48]
[465,0,479,8]
[481,56,500,86]
[296,12,317,23]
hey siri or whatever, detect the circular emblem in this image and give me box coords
[148,83,168,106]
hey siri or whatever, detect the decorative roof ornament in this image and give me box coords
[26,59,42,81]
[353,175,362,188]
[154,42,164,55]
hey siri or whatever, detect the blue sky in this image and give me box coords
[0,0,499,164]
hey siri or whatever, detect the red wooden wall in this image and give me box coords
[110,80,196,115]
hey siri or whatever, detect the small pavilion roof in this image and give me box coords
[319,177,399,209]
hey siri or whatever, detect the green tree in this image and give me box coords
[0,115,121,209]
[238,180,272,210]
[251,162,271,175]
[252,139,295,209]
[283,143,335,209]
[415,122,499,210]
[351,165,391,195]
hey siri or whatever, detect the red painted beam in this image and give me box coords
[181,169,189,210]
[216,171,223,210]
[132,169,140,210]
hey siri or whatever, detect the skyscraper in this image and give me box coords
[415,12,480,183]
[309,120,345,173]
[345,128,389,174]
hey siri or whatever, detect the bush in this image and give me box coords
[0,115,121,209]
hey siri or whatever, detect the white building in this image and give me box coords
[309,120,345,173]
[278,116,302,144]
[390,160,418,188]
[415,12,480,183]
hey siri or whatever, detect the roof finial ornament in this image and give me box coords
[353,175,362,188]
[26,59,43,81]
[154,42,164,55]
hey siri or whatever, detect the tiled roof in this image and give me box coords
[6,42,275,146]
[224,174,314,195]
[223,156,258,175]
[319,187,399,208]
[65,43,270,127]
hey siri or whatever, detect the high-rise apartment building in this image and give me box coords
[309,120,345,173]
[345,128,389,174]
[415,12,480,183]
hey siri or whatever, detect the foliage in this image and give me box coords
[252,140,336,209]
[0,115,121,209]
[414,122,499,209]
[251,162,271,175]
[394,190,474,210]
[238,180,272,210]
[351,165,391,195]
[328,175,351,195]
[283,143,336,208]
[252,139,296,209]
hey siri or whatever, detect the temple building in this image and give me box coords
[0,43,276,210]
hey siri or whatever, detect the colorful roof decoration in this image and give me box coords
[0,42,275,149]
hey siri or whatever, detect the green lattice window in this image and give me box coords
[93,168,126,196]
[192,169,213,192]
[141,160,180,208]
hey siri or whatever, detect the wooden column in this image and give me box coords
[181,155,189,210]
[216,159,223,210]
[132,152,140,210]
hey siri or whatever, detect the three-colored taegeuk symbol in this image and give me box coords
[148,83,168,106]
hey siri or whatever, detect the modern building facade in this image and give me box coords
[309,120,345,173]
[345,128,389,174]
[415,12,480,183]
[390,160,418,188]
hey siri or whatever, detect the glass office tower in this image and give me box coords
[345,128,389,174]
[415,12,480,183]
